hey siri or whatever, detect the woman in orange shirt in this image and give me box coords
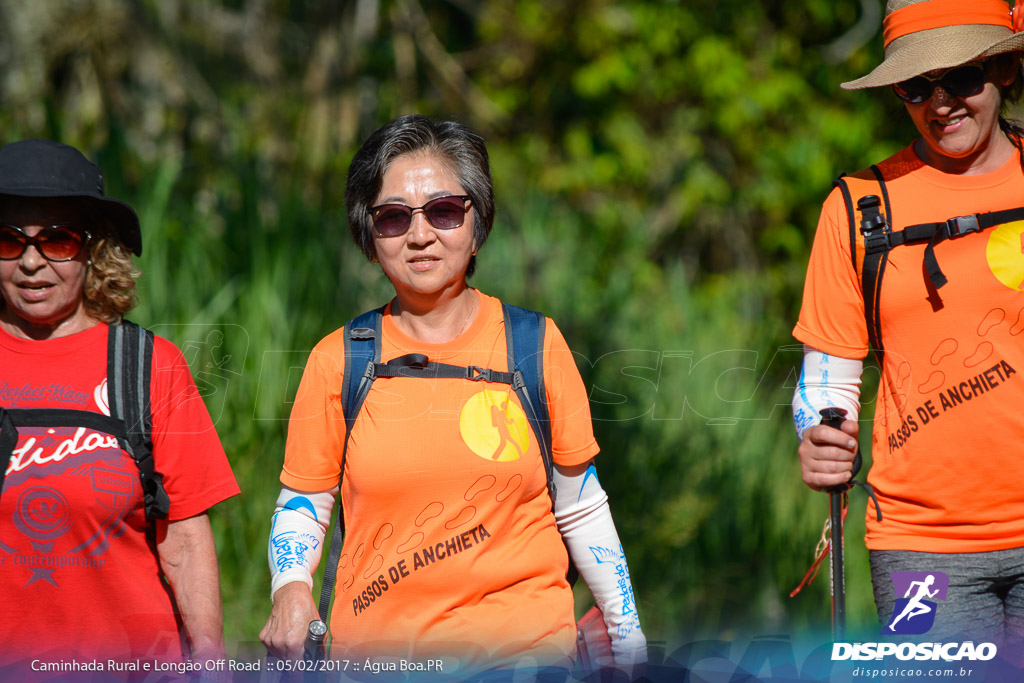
[260,115,646,676]
[794,0,1024,642]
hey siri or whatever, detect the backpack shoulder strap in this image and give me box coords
[341,308,385,432]
[502,303,579,584]
[317,306,384,623]
[834,166,890,362]
[501,303,554,505]
[0,408,16,496]
[107,319,169,522]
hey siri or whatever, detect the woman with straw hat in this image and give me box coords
[793,0,1024,642]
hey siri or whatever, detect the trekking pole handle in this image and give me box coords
[819,407,862,494]
[304,619,328,663]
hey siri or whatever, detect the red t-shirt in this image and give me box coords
[281,291,599,671]
[0,322,239,665]
[795,146,1024,552]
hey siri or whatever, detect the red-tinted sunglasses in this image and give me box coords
[0,225,90,261]
[369,195,472,238]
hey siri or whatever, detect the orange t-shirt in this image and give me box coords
[795,146,1024,553]
[281,291,599,670]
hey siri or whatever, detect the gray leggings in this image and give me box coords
[871,547,1024,643]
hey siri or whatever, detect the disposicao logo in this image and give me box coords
[832,570,997,663]
[885,571,948,635]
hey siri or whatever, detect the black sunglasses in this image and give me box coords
[368,195,472,238]
[892,62,988,104]
[0,225,90,262]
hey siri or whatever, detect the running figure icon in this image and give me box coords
[887,574,939,632]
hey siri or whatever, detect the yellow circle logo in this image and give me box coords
[459,389,530,462]
[986,220,1024,291]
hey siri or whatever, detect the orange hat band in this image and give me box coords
[883,0,1011,48]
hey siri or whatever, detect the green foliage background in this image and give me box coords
[0,0,926,653]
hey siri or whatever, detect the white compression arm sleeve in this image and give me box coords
[792,345,863,441]
[553,460,647,668]
[268,486,336,598]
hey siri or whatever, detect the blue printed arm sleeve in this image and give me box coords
[267,486,336,598]
[792,345,863,441]
[553,460,647,669]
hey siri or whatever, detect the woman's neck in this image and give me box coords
[914,130,1017,176]
[0,306,100,341]
[390,285,480,344]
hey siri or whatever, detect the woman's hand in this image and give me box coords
[259,581,320,660]
[798,419,859,492]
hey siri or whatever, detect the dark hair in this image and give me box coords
[345,115,495,278]
[994,52,1024,169]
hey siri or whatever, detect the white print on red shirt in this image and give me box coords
[6,427,119,478]
[94,378,110,416]
[0,382,91,407]
[2,425,135,587]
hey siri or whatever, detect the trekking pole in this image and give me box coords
[819,407,860,641]
[304,619,327,663]
[261,620,326,683]
[790,408,880,639]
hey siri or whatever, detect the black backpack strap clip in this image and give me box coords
[835,167,891,362]
[921,213,982,289]
[858,194,892,255]
[467,365,492,381]
[945,213,981,237]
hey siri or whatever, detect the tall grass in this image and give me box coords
[114,149,880,654]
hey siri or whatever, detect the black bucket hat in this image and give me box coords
[0,138,142,255]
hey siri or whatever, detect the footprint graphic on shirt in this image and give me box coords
[349,472,526,586]
[915,307,1012,395]
[891,361,912,412]
[1010,304,1024,336]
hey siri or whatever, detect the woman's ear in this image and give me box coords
[994,55,1020,86]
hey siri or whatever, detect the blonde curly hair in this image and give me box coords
[82,234,141,322]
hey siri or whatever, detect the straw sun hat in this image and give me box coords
[842,0,1024,89]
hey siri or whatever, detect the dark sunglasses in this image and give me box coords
[892,62,988,104]
[0,225,90,261]
[369,195,472,238]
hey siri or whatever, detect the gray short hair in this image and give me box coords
[345,115,495,278]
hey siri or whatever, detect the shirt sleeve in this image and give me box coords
[280,329,348,492]
[543,319,601,466]
[792,187,870,360]
[149,336,240,521]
